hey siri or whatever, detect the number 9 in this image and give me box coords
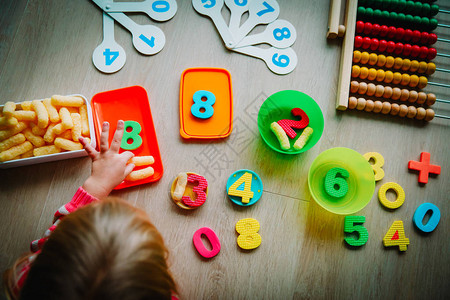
[201,0,216,8]
[272,53,290,67]
[234,0,247,5]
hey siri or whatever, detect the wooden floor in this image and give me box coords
[1,0,449,299]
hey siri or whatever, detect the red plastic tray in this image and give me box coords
[91,86,163,189]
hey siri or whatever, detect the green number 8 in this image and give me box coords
[121,121,143,150]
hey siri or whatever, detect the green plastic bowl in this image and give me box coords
[257,90,324,154]
[308,147,375,215]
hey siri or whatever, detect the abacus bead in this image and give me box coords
[387,26,396,39]
[383,86,393,98]
[390,0,399,10]
[348,97,358,109]
[405,14,414,25]
[394,57,403,69]
[413,16,422,26]
[360,67,369,79]
[428,33,437,45]
[366,7,374,18]
[403,44,412,56]
[356,98,366,110]
[368,68,377,80]
[377,55,387,67]
[385,56,395,68]
[362,37,372,49]
[390,103,400,116]
[422,3,430,16]
[367,83,376,96]
[418,76,428,89]
[408,90,418,103]
[381,102,391,114]
[350,81,359,93]
[410,60,419,72]
[397,13,406,23]
[429,18,438,31]
[418,61,428,73]
[409,75,419,87]
[398,104,408,117]
[420,32,429,44]
[370,39,379,51]
[358,82,368,94]
[404,29,412,41]
[353,51,362,63]
[427,48,436,60]
[400,89,410,101]
[401,59,411,71]
[392,72,402,85]
[426,94,436,106]
[411,1,421,14]
[386,41,396,53]
[376,69,386,81]
[380,25,389,37]
[416,107,426,120]
[417,92,427,104]
[395,28,405,40]
[430,4,439,16]
[373,101,383,113]
[401,73,410,86]
[425,109,435,121]
[381,10,389,20]
[394,43,404,55]
[375,85,385,97]
[372,24,381,35]
[365,100,375,112]
[397,0,406,11]
[392,87,402,100]
[361,52,370,64]
[356,21,364,33]
[390,12,398,22]
[363,22,373,35]
[352,65,361,77]
[411,45,420,57]
[407,106,417,118]
[368,53,378,65]
[412,30,421,43]
[420,17,429,28]
[384,71,394,83]
[379,40,388,52]
[419,46,428,59]
[355,36,363,48]
[426,63,435,75]
[357,6,366,16]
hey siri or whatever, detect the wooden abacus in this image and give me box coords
[329,0,450,121]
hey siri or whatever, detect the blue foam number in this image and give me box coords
[191,90,216,119]
[273,27,291,41]
[152,0,170,12]
[272,53,290,67]
[257,1,275,16]
[103,48,119,66]
[201,0,216,8]
[234,0,248,5]
[413,203,440,233]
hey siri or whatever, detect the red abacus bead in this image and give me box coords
[404,29,413,41]
[412,30,421,43]
[362,37,372,49]
[356,21,364,33]
[395,28,405,40]
[394,42,404,55]
[387,26,396,39]
[419,46,428,59]
[380,25,389,37]
[370,38,379,51]
[427,48,437,60]
[372,24,381,35]
[403,44,412,56]
[355,36,363,48]
[420,32,429,45]
[363,22,373,35]
[411,45,420,57]
[386,41,396,53]
[379,40,388,52]
[428,33,437,45]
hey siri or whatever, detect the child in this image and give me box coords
[3,120,177,300]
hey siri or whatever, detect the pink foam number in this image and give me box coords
[182,174,208,207]
[193,227,221,258]
[408,152,441,184]
[276,108,309,139]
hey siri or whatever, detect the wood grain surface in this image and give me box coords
[0,0,449,299]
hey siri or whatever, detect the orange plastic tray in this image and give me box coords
[91,86,163,189]
[179,68,233,139]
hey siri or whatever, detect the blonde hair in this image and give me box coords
[4,198,176,300]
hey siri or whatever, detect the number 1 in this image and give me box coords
[257,1,275,16]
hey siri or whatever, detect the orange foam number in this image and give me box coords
[236,218,262,250]
[182,174,208,207]
[383,220,409,252]
[277,108,309,139]
[228,172,254,203]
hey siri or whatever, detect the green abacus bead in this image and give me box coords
[430,4,439,16]
[405,14,414,24]
[381,10,390,20]
[419,2,428,15]
[390,11,398,21]
[413,15,423,26]
[405,0,416,14]
[421,17,430,28]
[366,7,374,18]
[397,0,406,11]
[373,8,382,18]
[390,0,399,10]
[397,13,406,23]
[429,18,438,30]
[357,6,366,16]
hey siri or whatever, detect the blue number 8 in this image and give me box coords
[234,0,248,6]
[273,27,291,41]
[191,90,216,119]
[201,0,216,8]
[272,53,290,68]
[152,0,170,12]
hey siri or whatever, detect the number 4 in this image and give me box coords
[383,220,409,251]
[344,216,368,247]
[228,172,254,203]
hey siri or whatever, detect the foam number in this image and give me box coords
[193,227,221,258]
[344,216,369,247]
[383,220,409,251]
[191,90,216,119]
[363,152,385,181]
[236,218,262,250]
[378,182,405,209]
[182,174,208,207]
[324,167,349,198]
[121,121,143,150]
[413,203,440,233]
[277,108,309,139]
[228,172,254,203]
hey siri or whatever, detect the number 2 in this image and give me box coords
[257,1,275,16]
[103,48,119,66]
[182,174,208,207]
[228,172,254,203]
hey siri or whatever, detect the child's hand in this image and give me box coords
[80,120,135,199]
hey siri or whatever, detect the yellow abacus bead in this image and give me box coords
[426,93,436,106]
[384,71,394,83]
[377,54,387,67]
[418,61,428,74]
[348,96,358,109]
[353,50,362,63]
[425,109,435,121]
[369,53,378,65]
[400,89,410,101]
[350,81,359,93]
[390,103,400,116]
[366,83,376,96]
[408,91,418,103]
[407,106,417,119]
[360,52,370,64]
[401,73,410,86]
[392,72,402,85]
[381,102,391,114]
[365,100,375,112]
[376,69,385,82]
[352,65,361,77]
[356,98,366,110]
[391,87,402,100]
[417,92,427,104]
[383,86,393,99]
[394,57,403,69]
[410,60,420,72]
[358,82,368,94]
[385,56,395,68]
[426,63,436,75]
[409,75,419,87]
[373,101,383,113]
[416,107,426,120]
[398,104,409,117]
[375,85,385,97]
[368,68,377,80]
[418,76,428,89]
[401,59,411,71]
[360,67,369,79]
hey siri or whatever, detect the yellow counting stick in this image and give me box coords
[172,172,188,200]
[30,122,46,136]
[0,141,32,162]
[43,123,58,143]
[13,110,37,122]
[2,102,16,117]
[236,218,262,250]
[54,137,83,151]
[70,113,81,142]
[43,98,60,123]
[0,122,27,141]
[128,155,155,166]
[23,128,45,147]
[59,108,73,130]
[79,105,90,136]
[58,130,72,140]
[32,100,49,129]
[52,123,65,135]
[33,145,61,157]
[125,166,154,181]
[20,149,33,158]
[270,122,290,150]
[0,133,26,152]
[51,95,84,107]
[0,116,18,127]
[20,101,32,111]
[293,127,313,150]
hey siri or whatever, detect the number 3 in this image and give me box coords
[182,174,208,207]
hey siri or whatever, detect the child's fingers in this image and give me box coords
[121,150,135,163]
[79,137,98,159]
[100,122,110,153]
[124,163,135,177]
[110,120,124,153]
